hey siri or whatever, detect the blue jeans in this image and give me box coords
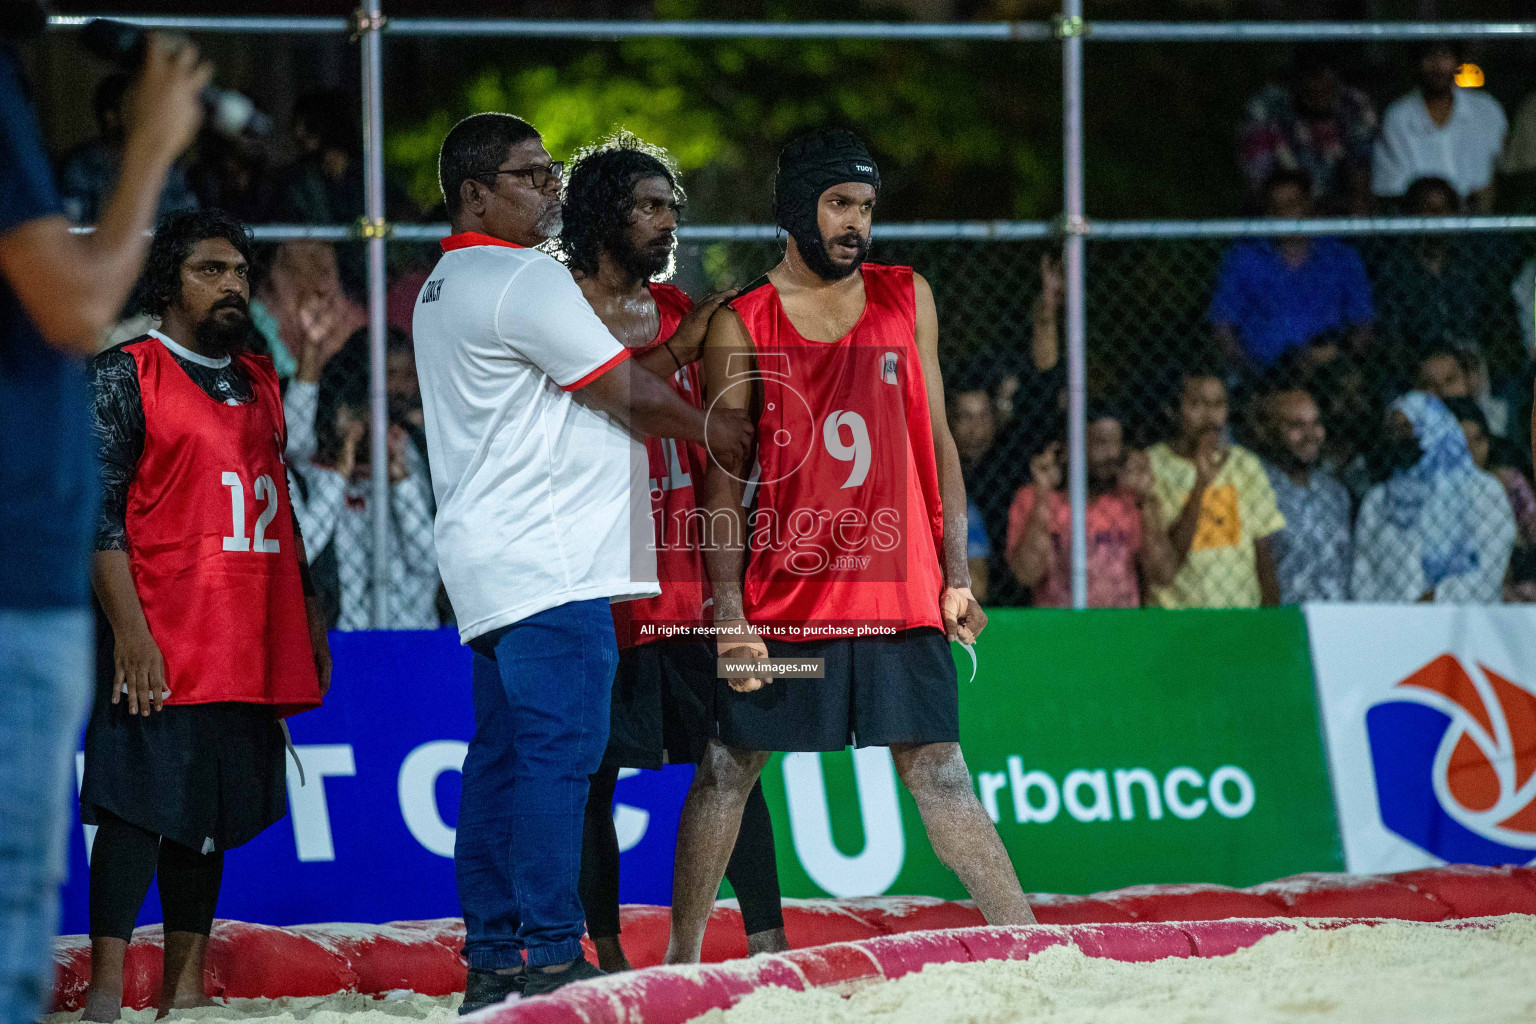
[0,608,92,1024]
[456,599,617,969]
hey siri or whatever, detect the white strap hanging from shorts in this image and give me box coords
[957,640,978,683]
[280,720,306,787]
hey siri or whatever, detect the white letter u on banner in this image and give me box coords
[781,747,905,897]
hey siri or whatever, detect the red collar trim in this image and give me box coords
[440,231,527,252]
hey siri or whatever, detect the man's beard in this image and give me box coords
[195,302,254,354]
[1421,76,1454,101]
[1276,447,1319,475]
[535,202,564,241]
[613,233,675,283]
[801,231,871,282]
[1088,469,1118,494]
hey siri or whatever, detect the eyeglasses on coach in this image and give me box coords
[475,162,565,190]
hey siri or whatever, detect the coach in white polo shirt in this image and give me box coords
[412,113,750,1008]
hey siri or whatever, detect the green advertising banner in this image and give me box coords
[741,608,1343,899]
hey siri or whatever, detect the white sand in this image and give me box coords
[690,917,1536,1024]
[43,917,1536,1024]
[45,992,460,1024]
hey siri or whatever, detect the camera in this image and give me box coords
[80,19,271,138]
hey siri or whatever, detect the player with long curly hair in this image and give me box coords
[558,132,787,971]
[81,210,328,1020]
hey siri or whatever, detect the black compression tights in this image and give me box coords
[580,765,783,939]
[88,810,225,941]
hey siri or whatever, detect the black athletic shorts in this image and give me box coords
[80,613,289,852]
[716,627,959,752]
[603,639,717,770]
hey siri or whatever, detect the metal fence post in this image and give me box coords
[358,1,391,628]
[1060,2,1089,609]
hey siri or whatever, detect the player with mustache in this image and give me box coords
[556,132,786,972]
[665,130,1035,964]
[81,211,328,1020]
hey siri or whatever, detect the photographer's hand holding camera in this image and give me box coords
[0,14,215,1024]
[1,32,209,353]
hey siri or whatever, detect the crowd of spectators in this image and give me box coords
[964,339,1532,608]
[954,39,1536,609]
[73,39,1536,621]
[1238,41,1518,215]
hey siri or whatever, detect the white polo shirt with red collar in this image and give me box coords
[412,231,659,643]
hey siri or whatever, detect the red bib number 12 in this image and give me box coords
[222,471,282,553]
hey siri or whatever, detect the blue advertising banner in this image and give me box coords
[60,611,1346,934]
[58,629,697,934]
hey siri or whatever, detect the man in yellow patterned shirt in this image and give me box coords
[1148,368,1285,608]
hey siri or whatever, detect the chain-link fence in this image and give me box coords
[265,227,1536,626]
[259,238,444,632]
[676,230,1536,611]
[1081,231,1536,611]
[928,229,1534,610]
[56,13,1536,624]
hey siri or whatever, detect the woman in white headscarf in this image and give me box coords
[1352,391,1515,603]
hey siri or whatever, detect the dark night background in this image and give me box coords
[25,0,1536,223]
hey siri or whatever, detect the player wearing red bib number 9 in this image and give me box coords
[556,134,786,973]
[80,212,328,1021]
[665,131,1035,965]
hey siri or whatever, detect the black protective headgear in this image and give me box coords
[774,129,880,278]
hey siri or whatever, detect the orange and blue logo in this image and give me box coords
[1367,654,1536,864]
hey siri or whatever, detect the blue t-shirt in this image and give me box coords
[0,45,98,608]
[1206,238,1375,367]
[966,499,991,560]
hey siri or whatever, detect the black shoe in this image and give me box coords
[459,967,527,1015]
[521,958,605,998]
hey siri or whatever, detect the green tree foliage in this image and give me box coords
[387,0,1053,222]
